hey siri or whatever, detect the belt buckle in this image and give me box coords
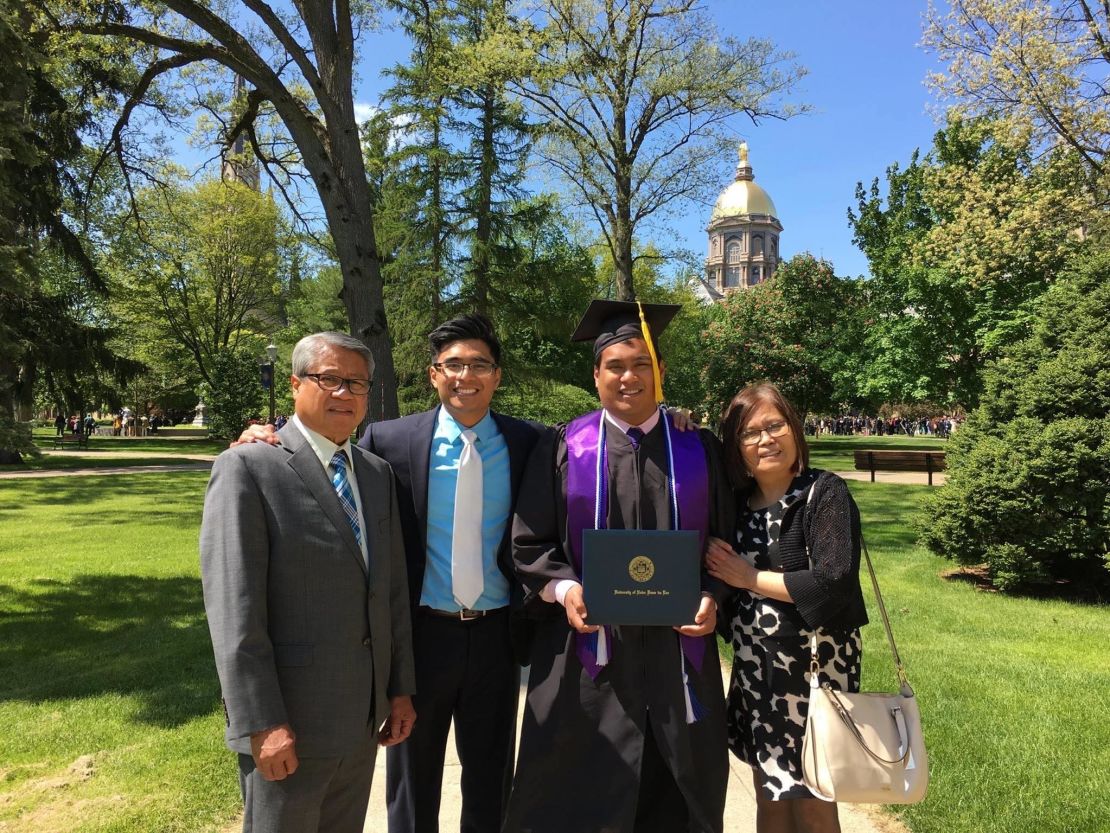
[457,608,483,621]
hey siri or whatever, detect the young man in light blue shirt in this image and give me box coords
[360,314,547,833]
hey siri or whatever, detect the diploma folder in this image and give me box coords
[582,529,701,626]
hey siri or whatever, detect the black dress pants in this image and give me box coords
[386,608,519,833]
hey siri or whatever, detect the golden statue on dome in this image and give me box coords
[738,141,750,167]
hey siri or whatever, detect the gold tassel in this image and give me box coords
[636,301,664,403]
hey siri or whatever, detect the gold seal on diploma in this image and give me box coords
[628,556,655,583]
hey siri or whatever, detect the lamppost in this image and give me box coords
[261,341,278,424]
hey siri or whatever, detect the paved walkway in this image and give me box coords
[0,450,217,479]
[38,449,217,460]
[0,459,942,487]
[836,469,946,486]
[0,461,214,479]
[362,669,897,833]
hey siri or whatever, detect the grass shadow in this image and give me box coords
[940,564,1107,606]
[0,472,208,518]
[0,574,219,728]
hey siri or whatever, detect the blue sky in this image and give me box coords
[347,1,946,280]
[703,0,944,278]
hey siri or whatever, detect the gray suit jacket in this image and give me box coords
[200,423,416,757]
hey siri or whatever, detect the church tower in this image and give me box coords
[702,143,782,300]
[222,75,261,191]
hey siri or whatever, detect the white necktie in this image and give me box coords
[452,429,484,609]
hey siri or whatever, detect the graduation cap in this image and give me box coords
[570,299,680,403]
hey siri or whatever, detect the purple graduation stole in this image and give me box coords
[565,408,711,698]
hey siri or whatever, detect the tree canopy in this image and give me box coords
[514,0,806,300]
[919,247,1110,596]
[849,117,1091,407]
[699,254,864,422]
[46,0,402,418]
[924,0,1110,196]
[0,1,139,461]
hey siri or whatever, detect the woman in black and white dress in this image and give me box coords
[706,383,868,833]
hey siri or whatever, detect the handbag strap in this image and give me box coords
[804,476,913,695]
[819,682,912,764]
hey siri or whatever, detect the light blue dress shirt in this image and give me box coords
[420,408,512,611]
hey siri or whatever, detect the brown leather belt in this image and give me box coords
[419,605,507,622]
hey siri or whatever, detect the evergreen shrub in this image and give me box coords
[495,382,598,426]
[204,349,265,441]
[918,250,1110,595]
[0,416,38,464]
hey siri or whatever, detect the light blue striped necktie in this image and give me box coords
[329,451,363,550]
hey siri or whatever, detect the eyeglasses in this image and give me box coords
[739,420,790,446]
[302,373,372,395]
[431,360,499,377]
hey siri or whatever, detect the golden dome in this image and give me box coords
[710,142,778,221]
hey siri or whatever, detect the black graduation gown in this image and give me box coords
[505,417,734,833]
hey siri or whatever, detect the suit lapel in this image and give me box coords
[497,411,530,501]
[492,410,529,577]
[409,407,437,528]
[350,448,379,584]
[280,425,368,578]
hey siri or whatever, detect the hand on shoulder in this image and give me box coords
[231,423,280,448]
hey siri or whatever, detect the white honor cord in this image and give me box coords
[681,654,695,724]
[661,406,680,526]
[593,412,606,529]
[594,412,609,667]
[596,627,609,665]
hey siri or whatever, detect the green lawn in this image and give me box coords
[2,455,215,472]
[1,434,225,473]
[1,473,1106,832]
[806,433,948,472]
[723,482,1110,833]
[30,432,224,455]
[0,473,239,833]
[855,482,1110,833]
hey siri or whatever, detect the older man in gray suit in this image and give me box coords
[201,331,416,833]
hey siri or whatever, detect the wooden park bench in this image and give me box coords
[52,433,90,450]
[853,449,946,485]
[151,427,209,438]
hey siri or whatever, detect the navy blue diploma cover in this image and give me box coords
[582,529,702,626]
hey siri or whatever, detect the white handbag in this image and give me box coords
[800,486,929,804]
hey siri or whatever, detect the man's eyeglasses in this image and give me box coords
[739,420,790,446]
[302,373,372,395]
[431,361,499,377]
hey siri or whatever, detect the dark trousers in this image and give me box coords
[386,608,519,833]
[238,732,378,833]
[633,718,691,833]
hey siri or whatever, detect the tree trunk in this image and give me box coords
[431,108,445,321]
[613,94,635,300]
[76,2,404,422]
[614,174,635,300]
[273,38,399,422]
[0,364,24,465]
[321,177,399,423]
[471,85,496,314]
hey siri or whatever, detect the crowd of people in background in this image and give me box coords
[50,407,199,436]
[54,413,97,436]
[806,414,961,438]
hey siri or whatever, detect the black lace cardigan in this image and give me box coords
[773,470,869,631]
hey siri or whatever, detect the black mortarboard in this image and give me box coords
[570,299,680,403]
[569,299,680,359]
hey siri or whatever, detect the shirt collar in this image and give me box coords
[434,406,496,444]
[603,407,661,436]
[292,413,353,470]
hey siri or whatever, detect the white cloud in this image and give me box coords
[354,102,379,125]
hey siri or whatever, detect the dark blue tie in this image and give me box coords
[626,427,644,450]
[330,451,363,552]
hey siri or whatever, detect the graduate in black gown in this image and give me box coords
[505,301,734,833]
